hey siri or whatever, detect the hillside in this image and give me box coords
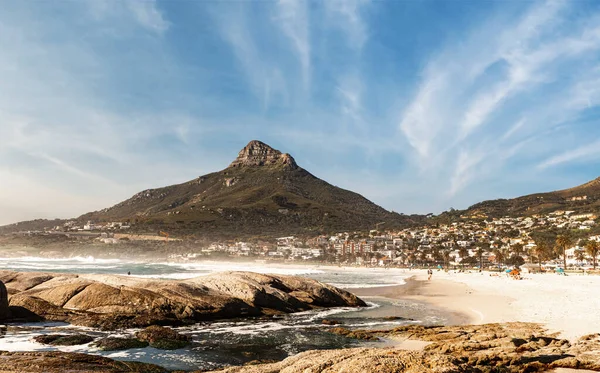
[1,141,420,238]
[461,177,600,218]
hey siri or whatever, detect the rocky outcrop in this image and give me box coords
[3,323,600,372]
[202,323,600,373]
[229,140,298,169]
[0,351,167,373]
[0,270,366,330]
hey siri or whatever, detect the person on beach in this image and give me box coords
[427,269,433,281]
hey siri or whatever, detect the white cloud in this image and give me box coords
[275,0,311,89]
[460,22,600,138]
[398,0,600,199]
[501,118,527,141]
[324,0,370,48]
[399,0,567,160]
[336,73,364,125]
[125,1,170,34]
[449,149,486,196]
[398,72,447,159]
[538,140,600,169]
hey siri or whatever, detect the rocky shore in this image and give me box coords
[0,270,366,329]
[1,323,600,372]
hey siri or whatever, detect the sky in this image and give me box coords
[2,0,600,225]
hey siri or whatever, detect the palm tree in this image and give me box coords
[432,246,443,266]
[442,250,451,269]
[492,248,505,266]
[556,234,574,270]
[458,247,469,268]
[532,240,549,267]
[476,247,484,269]
[575,249,585,264]
[511,243,524,257]
[585,240,600,270]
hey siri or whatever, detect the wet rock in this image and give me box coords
[382,316,412,321]
[0,351,167,373]
[321,319,341,325]
[33,334,94,346]
[92,337,149,351]
[4,322,600,373]
[329,327,379,341]
[135,325,191,350]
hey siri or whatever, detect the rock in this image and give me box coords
[204,348,460,373]
[3,322,600,373]
[0,280,9,319]
[33,334,94,346]
[0,351,167,373]
[92,337,149,351]
[0,270,365,330]
[329,327,379,341]
[321,319,341,325]
[229,140,298,169]
[201,322,600,373]
[135,325,191,350]
[382,316,412,321]
[511,337,528,347]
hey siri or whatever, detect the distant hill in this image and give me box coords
[460,177,600,218]
[1,141,421,238]
[0,219,68,235]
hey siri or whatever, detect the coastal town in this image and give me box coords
[10,209,600,271]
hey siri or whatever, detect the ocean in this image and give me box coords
[0,257,450,370]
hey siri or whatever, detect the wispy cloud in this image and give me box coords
[336,73,364,125]
[275,0,311,90]
[125,1,170,34]
[538,140,600,169]
[398,0,600,200]
[324,0,370,49]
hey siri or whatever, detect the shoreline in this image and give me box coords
[351,269,600,342]
[347,275,491,327]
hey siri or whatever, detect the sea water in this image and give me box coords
[0,258,449,370]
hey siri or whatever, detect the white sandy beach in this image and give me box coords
[402,269,600,340]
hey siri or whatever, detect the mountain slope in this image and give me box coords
[73,141,418,238]
[462,177,600,218]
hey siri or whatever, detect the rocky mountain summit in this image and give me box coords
[0,270,365,329]
[229,140,298,169]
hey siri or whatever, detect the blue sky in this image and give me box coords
[2,0,600,225]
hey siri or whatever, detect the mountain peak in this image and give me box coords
[229,140,298,169]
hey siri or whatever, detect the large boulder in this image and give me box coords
[0,270,366,329]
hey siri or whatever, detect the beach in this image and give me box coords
[352,269,600,341]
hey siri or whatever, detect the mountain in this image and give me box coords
[2,141,419,238]
[460,177,600,218]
